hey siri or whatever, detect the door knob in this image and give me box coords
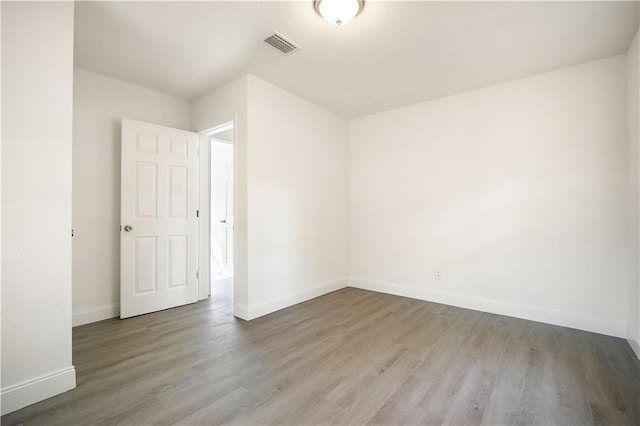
[124,225,133,232]
[220,220,226,224]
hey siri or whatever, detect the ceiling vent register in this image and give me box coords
[264,32,300,54]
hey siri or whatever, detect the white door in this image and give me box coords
[120,118,199,319]
[223,156,234,275]
[211,140,234,276]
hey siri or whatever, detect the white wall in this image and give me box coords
[72,68,191,326]
[244,76,349,316]
[192,76,249,310]
[193,75,349,318]
[628,30,640,357]
[1,1,76,414]
[349,56,629,337]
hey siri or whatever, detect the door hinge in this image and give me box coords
[196,271,200,279]
[196,209,199,218]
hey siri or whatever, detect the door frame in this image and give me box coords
[198,120,235,301]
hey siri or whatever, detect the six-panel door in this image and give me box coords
[120,118,199,318]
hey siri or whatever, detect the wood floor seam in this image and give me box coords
[2,280,638,426]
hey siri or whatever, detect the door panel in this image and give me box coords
[134,237,157,294]
[169,166,188,217]
[168,234,188,288]
[121,118,199,319]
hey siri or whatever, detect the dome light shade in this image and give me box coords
[314,0,364,27]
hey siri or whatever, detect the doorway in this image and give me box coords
[210,130,234,277]
[198,122,234,304]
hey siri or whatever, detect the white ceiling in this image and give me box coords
[75,1,639,119]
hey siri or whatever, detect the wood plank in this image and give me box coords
[2,279,638,426]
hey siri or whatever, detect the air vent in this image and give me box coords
[264,32,300,54]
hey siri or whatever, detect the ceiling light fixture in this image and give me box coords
[314,0,364,27]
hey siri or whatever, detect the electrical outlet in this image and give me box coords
[434,270,443,280]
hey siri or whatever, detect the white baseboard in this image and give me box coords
[1,366,76,415]
[234,303,250,320]
[627,333,640,361]
[348,277,627,338]
[234,278,348,321]
[73,303,120,327]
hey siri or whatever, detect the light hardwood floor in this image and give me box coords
[3,278,639,425]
